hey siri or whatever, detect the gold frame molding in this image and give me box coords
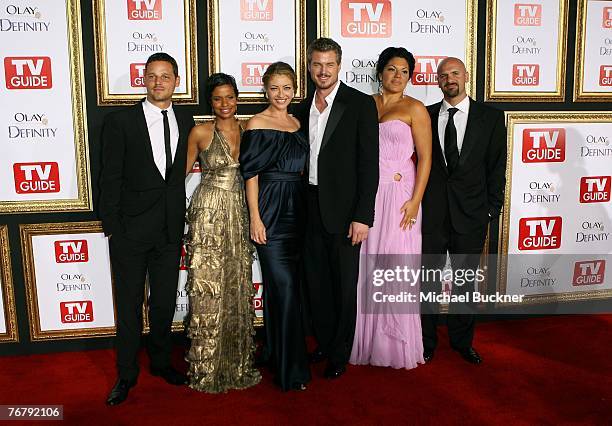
[498,112,612,306]
[0,0,91,215]
[0,226,18,343]
[20,222,116,341]
[93,0,199,105]
[208,0,307,103]
[485,0,569,102]
[318,0,478,98]
[574,0,612,102]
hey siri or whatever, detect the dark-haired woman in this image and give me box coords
[240,62,310,391]
[184,73,261,392]
[350,47,432,369]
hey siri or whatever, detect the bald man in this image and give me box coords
[420,58,506,364]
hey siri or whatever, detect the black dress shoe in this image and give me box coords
[292,383,307,391]
[423,349,435,363]
[106,379,135,406]
[457,347,482,365]
[150,366,187,385]
[308,348,326,364]
[324,363,346,379]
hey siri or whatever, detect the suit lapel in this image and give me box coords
[320,82,347,152]
[429,102,448,175]
[458,98,484,168]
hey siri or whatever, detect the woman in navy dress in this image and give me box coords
[240,62,310,391]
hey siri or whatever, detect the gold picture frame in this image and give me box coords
[20,222,116,340]
[0,0,91,215]
[93,0,198,105]
[498,112,612,305]
[208,0,307,103]
[485,0,569,102]
[574,0,612,102]
[317,0,479,99]
[0,226,18,343]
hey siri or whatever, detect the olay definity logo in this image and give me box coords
[341,1,392,38]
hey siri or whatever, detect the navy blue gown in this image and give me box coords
[239,129,311,391]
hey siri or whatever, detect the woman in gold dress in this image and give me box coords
[184,73,261,392]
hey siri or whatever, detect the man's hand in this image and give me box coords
[347,221,369,246]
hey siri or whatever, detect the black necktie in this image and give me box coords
[444,107,459,174]
[161,110,172,180]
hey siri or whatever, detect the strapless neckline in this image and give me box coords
[379,119,411,129]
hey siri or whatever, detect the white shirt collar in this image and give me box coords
[440,96,470,115]
[312,80,341,109]
[143,98,174,114]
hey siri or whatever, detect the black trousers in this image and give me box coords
[304,186,361,366]
[421,214,487,352]
[109,233,181,381]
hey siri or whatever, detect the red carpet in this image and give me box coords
[1,315,611,425]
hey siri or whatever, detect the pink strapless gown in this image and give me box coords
[350,120,424,369]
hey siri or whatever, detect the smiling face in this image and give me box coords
[380,56,411,95]
[264,74,294,110]
[144,60,179,108]
[210,84,237,119]
[437,57,468,102]
[308,50,340,91]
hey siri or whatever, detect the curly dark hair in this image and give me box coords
[375,47,416,81]
[206,73,239,105]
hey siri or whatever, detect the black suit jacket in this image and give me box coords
[99,100,195,243]
[422,98,506,234]
[297,82,379,233]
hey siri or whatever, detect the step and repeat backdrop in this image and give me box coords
[0,0,611,345]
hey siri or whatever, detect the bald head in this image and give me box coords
[437,57,468,104]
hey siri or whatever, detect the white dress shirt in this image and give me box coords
[308,81,341,185]
[437,96,470,164]
[142,98,179,179]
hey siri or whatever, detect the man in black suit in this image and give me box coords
[99,53,195,405]
[421,57,506,365]
[298,38,379,379]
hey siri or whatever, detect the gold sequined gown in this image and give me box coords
[184,126,261,393]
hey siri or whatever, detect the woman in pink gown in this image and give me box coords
[350,47,432,369]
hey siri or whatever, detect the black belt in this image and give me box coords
[259,172,302,182]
